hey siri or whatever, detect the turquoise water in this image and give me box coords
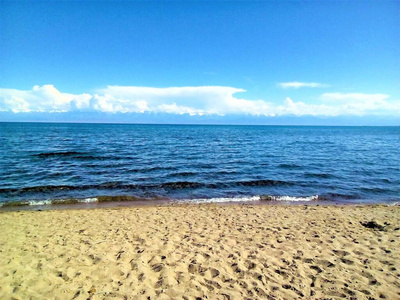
[0,123,399,206]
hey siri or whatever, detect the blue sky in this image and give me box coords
[0,1,399,124]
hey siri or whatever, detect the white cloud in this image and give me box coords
[4,96,30,113]
[321,93,400,115]
[0,85,92,112]
[0,85,399,117]
[273,98,338,116]
[277,82,329,89]
[322,92,389,103]
[91,86,247,115]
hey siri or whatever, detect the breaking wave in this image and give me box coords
[0,194,322,208]
[0,179,295,195]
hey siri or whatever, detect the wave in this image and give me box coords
[0,179,294,194]
[0,194,321,208]
[0,196,168,208]
[360,187,387,193]
[237,179,294,187]
[31,151,89,158]
[31,152,141,162]
[191,195,319,203]
[7,192,398,208]
[170,171,198,177]
[278,163,302,169]
[216,170,239,175]
[0,185,85,193]
[304,172,334,179]
[317,193,360,201]
[159,181,203,189]
[97,195,167,202]
[190,196,260,203]
[260,195,318,201]
[0,198,98,208]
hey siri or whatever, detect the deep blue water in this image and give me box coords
[0,123,399,206]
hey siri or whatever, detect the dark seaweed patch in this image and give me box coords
[51,199,80,205]
[97,195,147,202]
[160,181,203,189]
[1,201,30,207]
[32,151,88,158]
[0,185,81,194]
[237,180,293,187]
[278,163,302,169]
[0,179,293,196]
[318,193,360,201]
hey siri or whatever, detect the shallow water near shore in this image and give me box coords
[1,123,399,208]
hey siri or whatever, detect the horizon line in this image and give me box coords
[1,121,398,127]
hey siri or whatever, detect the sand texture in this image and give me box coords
[0,204,399,299]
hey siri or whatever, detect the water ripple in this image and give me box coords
[1,123,399,204]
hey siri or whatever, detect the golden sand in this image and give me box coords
[0,204,399,299]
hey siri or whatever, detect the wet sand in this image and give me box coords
[0,204,399,299]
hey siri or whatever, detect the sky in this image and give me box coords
[0,0,399,125]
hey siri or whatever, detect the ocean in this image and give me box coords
[0,123,399,208]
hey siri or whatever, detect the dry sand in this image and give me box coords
[0,204,399,299]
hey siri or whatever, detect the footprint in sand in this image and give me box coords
[209,268,220,278]
[333,249,350,257]
[154,276,164,288]
[302,258,314,264]
[310,265,323,273]
[316,259,335,268]
[246,260,256,270]
[274,269,289,279]
[340,258,354,265]
[152,263,164,272]
[282,284,304,297]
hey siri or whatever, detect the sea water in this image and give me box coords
[0,123,399,207]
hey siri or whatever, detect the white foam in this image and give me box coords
[80,197,99,203]
[269,195,318,202]
[0,197,100,207]
[31,198,98,205]
[180,195,319,204]
[190,196,260,204]
[28,200,52,206]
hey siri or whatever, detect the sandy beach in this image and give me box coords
[1,203,399,299]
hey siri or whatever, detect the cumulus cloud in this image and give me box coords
[277,82,329,89]
[91,86,248,115]
[0,85,399,117]
[321,93,400,115]
[0,85,92,113]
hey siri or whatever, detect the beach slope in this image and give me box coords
[1,204,399,299]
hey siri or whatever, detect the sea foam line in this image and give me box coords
[0,197,99,207]
[261,195,319,202]
[0,195,320,208]
[185,195,318,203]
[189,196,261,204]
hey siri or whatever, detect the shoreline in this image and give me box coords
[1,195,399,212]
[1,203,399,299]
[0,200,389,213]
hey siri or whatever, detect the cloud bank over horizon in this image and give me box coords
[277,82,329,89]
[0,85,399,119]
